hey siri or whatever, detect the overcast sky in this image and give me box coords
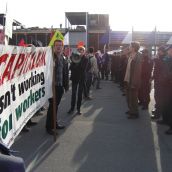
[1,0,172,31]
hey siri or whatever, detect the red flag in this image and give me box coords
[18,39,26,46]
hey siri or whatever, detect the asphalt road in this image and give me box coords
[12,80,172,172]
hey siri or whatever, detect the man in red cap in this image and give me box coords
[68,46,89,115]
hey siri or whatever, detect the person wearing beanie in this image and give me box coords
[68,45,89,115]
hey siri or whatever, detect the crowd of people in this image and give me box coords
[45,40,104,135]
[18,39,172,136]
[109,42,172,135]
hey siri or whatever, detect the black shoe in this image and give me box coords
[85,96,93,100]
[152,109,158,114]
[27,120,37,126]
[157,120,167,125]
[142,106,148,110]
[56,124,65,129]
[68,109,74,114]
[22,126,30,132]
[125,111,130,114]
[40,107,46,111]
[151,114,160,120]
[127,114,139,119]
[46,129,54,135]
[96,87,102,89]
[138,102,142,106]
[77,111,82,115]
[165,128,172,135]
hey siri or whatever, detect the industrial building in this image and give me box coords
[0,12,172,52]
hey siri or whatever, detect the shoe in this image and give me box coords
[56,124,65,129]
[40,107,46,111]
[151,114,160,120]
[22,126,30,132]
[138,102,142,106]
[46,129,54,135]
[125,111,130,114]
[142,106,148,110]
[165,128,172,135]
[157,120,167,125]
[85,96,93,100]
[68,109,74,114]
[127,114,139,119]
[96,87,102,89]
[27,120,37,126]
[152,109,158,114]
[77,111,82,115]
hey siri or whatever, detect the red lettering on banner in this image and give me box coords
[11,53,26,79]
[30,52,36,70]
[35,51,42,68]
[0,54,9,85]
[0,54,8,65]
[23,53,33,74]
[0,49,47,86]
[41,51,46,66]
[37,51,46,67]
[21,52,31,75]
[1,54,16,84]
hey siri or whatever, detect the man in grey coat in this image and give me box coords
[124,41,142,119]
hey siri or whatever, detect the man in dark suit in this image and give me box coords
[160,45,172,134]
[151,46,166,119]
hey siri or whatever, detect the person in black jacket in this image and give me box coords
[160,45,172,134]
[151,46,166,119]
[68,46,89,115]
[46,39,69,135]
[138,49,153,109]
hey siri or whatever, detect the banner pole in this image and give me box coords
[52,53,57,141]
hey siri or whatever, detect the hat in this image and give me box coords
[166,45,172,51]
[77,46,85,51]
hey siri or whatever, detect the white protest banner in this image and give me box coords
[0,45,53,147]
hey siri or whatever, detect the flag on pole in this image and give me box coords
[49,30,64,46]
[5,3,13,39]
[64,32,69,45]
[122,32,132,44]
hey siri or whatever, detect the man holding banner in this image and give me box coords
[46,39,69,135]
